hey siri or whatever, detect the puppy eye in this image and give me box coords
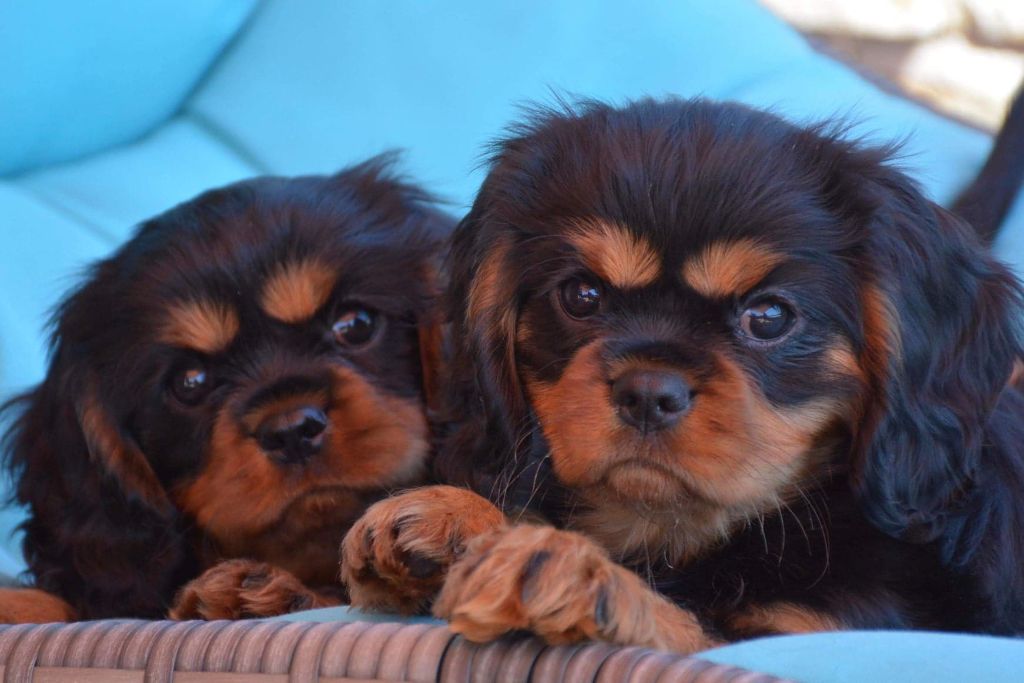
[169,361,212,405]
[332,307,378,347]
[559,278,603,319]
[739,299,795,341]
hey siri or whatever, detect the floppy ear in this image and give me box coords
[851,175,1023,543]
[74,375,172,512]
[434,210,530,491]
[2,353,190,619]
[415,257,451,417]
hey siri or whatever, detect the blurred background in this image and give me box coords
[763,0,1024,130]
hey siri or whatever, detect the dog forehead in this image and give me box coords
[506,99,832,250]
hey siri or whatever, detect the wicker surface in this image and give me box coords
[0,620,789,682]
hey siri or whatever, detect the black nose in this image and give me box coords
[256,406,328,464]
[611,369,692,432]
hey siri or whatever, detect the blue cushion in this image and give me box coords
[996,192,1024,277]
[17,117,260,244]
[0,0,257,175]
[275,605,442,626]
[701,630,1024,682]
[188,0,989,207]
[1,117,260,399]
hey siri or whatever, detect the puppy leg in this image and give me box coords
[0,588,76,623]
[433,525,715,654]
[169,559,337,620]
[340,486,507,614]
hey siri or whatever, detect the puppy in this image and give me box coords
[0,157,453,622]
[341,99,1024,652]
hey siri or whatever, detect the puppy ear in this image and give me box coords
[3,356,186,618]
[75,376,173,514]
[852,177,1023,543]
[416,260,450,417]
[435,213,527,490]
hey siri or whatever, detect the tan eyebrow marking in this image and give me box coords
[161,300,240,354]
[260,259,338,324]
[568,219,661,289]
[681,239,782,298]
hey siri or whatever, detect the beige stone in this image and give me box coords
[899,34,1024,129]
[759,0,962,40]
[963,0,1024,48]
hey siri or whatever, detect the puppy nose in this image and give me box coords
[611,370,692,432]
[257,407,328,464]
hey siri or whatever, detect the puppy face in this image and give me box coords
[11,158,452,594]
[448,99,1021,556]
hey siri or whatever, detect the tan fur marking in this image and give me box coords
[825,342,863,382]
[0,588,76,623]
[161,300,239,354]
[466,236,520,396]
[1010,359,1023,388]
[569,220,660,289]
[728,602,843,635]
[466,235,514,332]
[860,284,901,387]
[260,259,337,324]
[682,239,782,298]
[77,391,172,513]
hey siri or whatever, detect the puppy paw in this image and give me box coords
[169,559,329,620]
[340,485,506,614]
[433,525,711,653]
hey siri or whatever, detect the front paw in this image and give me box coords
[433,525,711,653]
[169,559,328,620]
[339,485,506,614]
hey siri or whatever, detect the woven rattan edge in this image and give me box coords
[0,620,789,682]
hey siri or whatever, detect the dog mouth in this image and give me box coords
[272,485,374,528]
[595,456,705,504]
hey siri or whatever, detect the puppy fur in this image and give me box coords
[1,156,453,621]
[343,98,1024,649]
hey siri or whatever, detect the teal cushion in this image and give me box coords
[0,0,257,175]
[1,117,259,399]
[995,192,1024,277]
[701,631,1024,682]
[17,117,260,244]
[188,0,989,210]
[0,185,110,398]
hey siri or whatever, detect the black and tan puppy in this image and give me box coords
[0,157,453,622]
[341,99,1024,652]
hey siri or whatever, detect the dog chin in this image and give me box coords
[599,459,693,507]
